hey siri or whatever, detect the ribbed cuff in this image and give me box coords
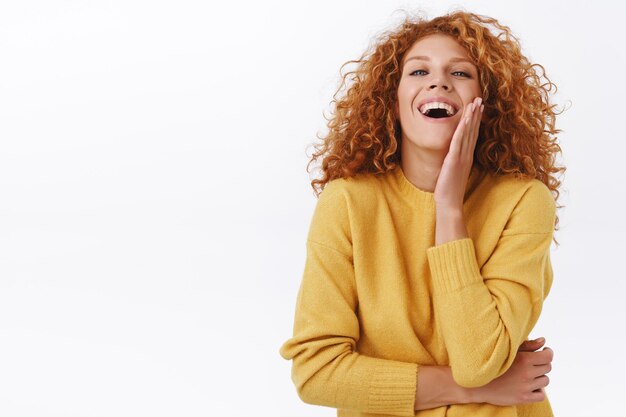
[368,362,418,416]
[426,238,483,294]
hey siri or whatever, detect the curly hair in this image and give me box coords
[306,9,566,236]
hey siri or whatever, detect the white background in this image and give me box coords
[0,0,624,416]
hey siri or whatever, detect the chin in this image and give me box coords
[421,132,454,147]
[402,125,456,149]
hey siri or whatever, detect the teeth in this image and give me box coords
[419,102,456,116]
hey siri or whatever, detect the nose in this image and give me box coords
[427,74,450,90]
[428,81,449,91]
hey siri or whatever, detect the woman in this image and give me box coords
[279,10,565,417]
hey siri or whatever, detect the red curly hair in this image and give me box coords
[306,9,566,235]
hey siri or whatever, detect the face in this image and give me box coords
[396,34,482,152]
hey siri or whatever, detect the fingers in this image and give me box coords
[533,363,552,377]
[515,339,552,405]
[470,98,485,145]
[515,346,553,372]
[452,97,483,158]
[523,388,546,403]
[451,102,472,156]
[540,347,554,364]
[522,371,551,404]
[519,337,546,352]
[530,374,550,392]
[469,97,482,141]
[459,103,472,155]
[526,346,554,366]
[461,97,482,157]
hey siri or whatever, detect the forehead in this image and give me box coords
[403,34,472,64]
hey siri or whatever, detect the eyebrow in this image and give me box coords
[404,56,474,66]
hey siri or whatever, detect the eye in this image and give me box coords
[409,69,472,77]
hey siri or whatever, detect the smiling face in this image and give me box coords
[397,33,482,152]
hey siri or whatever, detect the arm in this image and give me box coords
[280,238,418,417]
[428,183,556,387]
[279,182,418,417]
[415,365,471,410]
[415,338,554,410]
[428,98,556,388]
[280,181,553,413]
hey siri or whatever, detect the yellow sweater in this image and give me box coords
[279,164,556,417]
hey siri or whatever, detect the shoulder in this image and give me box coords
[308,173,380,248]
[490,173,554,208]
[317,172,382,207]
[488,173,556,234]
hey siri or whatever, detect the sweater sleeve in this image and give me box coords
[425,181,556,388]
[279,181,419,417]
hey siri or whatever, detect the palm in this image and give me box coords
[433,98,482,208]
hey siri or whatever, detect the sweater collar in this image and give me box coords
[391,164,436,208]
[390,163,484,208]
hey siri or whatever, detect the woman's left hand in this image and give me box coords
[472,337,554,406]
[433,96,483,209]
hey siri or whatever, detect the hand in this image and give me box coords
[433,96,483,209]
[472,337,554,406]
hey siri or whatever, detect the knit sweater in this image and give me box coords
[279,164,556,417]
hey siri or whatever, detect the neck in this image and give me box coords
[400,139,447,193]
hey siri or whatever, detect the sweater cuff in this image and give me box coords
[368,362,418,416]
[426,238,483,294]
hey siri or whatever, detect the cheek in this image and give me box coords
[397,83,417,113]
[471,81,482,98]
[461,87,482,105]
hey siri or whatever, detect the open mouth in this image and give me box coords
[418,102,458,119]
[423,108,452,119]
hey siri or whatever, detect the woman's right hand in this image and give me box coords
[472,337,553,406]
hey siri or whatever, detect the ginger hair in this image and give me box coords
[306,9,566,236]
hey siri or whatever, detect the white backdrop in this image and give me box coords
[0,0,624,416]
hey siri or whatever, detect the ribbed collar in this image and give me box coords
[390,164,436,209]
[389,163,485,208]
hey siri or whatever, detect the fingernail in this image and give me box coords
[477,97,483,106]
[480,104,484,112]
[535,337,545,343]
